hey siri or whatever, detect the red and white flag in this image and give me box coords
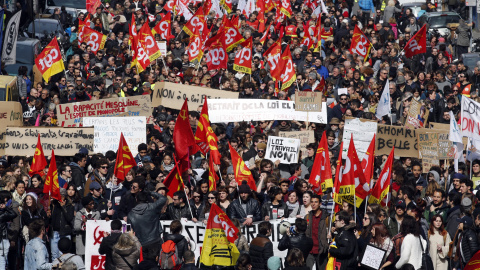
[405,24,427,58]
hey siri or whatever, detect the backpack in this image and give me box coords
[159,240,182,270]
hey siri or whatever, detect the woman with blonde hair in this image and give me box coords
[112,232,141,270]
[383,0,401,25]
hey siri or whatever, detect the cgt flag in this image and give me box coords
[405,24,427,58]
[280,46,296,91]
[361,134,375,184]
[342,135,371,208]
[350,25,372,62]
[309,131,333,194]
[114,133,137,182]
[200,204,240,266]
[369,147,394,206]
[43,150,61,201]
[29,134,48,177]
[229,143,256,190]
[195,97,221,164]
[233,37,253,74]
[82,27,107,54]
[35,38,65,83]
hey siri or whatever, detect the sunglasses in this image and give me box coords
[100,166,108,169]
[193,196,200,198]
[208,197,216,199]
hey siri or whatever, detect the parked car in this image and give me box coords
[23,18,65,39]
[461,53,480,70]
[4,37,41,77]
[418,11,461,36]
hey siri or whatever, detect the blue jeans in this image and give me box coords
[0,239,10,270]
[51,232,71,261]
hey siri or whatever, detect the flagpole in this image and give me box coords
[328,192,334,236]
[353,191,357,224]
[470,138,473,177]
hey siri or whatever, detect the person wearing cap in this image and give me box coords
[227,181,262,226]
[452,215,480,269]
[49,188,75,261]
[242,134,266,162]
[74,196,101,256]
[87,181,111,220]
[385,199,406,237]
[248,142,267,170]
[449,173,464,194]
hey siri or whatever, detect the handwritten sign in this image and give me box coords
[294,92,322,112]
[376,125,418,157]
[83,116,146,156]
[0,101,23,127]
[278,131,314,159]
[417,128,455,159]
[152,82,239,110]
[208,99,327,123]
[417,132,440,173]
[343,118,377,160]
[360,244,387,270]
[266,136,300,164]
[2,127,94,156]
[405,99,429,129]
[56,95,151,127]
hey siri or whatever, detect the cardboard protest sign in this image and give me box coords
[417,128,455,160]
[343,118,377,160]
[152,82,239,110]
[417,132,440,173]
[405,99,429,129]
[294,92,322,112]
[160,219,292,260]
[208,99,327,123]
[83,116,146,157]
[2,127,94,156]
[0,101,23,127]
[266,136,301,164]
[56,95,152,127]
[278,131,315,160]
[376,124,418,157]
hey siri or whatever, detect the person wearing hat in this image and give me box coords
[385,199,406,237]
[227,181,262,226]
[52,237,85,269]
[155,182,173,204]
[248,142,267,170]
[74,196,101,256]
[452,215,480,269]
[449,173,465,194]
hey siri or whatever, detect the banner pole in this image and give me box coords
[470,138,473,178]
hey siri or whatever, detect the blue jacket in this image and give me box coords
[359,0,374,12]
[315,65,330,79]
[24,237,52,270]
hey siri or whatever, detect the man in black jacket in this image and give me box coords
[454,215,480,269]
[329,211,358,270]
[98,219,123,270]
[278,218,313,264]
[249,221,273,270]
[227,181,261,225]
[167,191,194,220]
[69,153,87,197]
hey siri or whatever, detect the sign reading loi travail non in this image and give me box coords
[266,136,300,164]
[2,127,94,156]
[152,82,239,110]
[294,92,322,112]
[56,95,151,127]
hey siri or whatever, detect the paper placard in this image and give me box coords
[376,124,418,157]
[266,136,301,164]
[56,95,152,127]
[278,131,315,160]
[338,88,348,96]
[360,244,387,270]
[2,127,94,156]
[343,118,377,160]
[294,92,322,112]
[417,132,440,173]
[405,99,429,129]
[157,41,167,55]
[83,116,146,156]
[152,82,239,110]
[85,220,112,270]
[208,99,327,123]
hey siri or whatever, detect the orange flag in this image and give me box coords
[194,97,221,164]
[308,131,333,194]
[368,147,394,206]
[44,150,61,201]
[208,154,219,191]
[29,134,48,177]
[114,133,137,182]
[361,135,375,185]
[173,99,195,172]
[229,143,256,190]
[163,161,184,198]
[35,38,65,83]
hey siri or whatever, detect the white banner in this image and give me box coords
[266,136,300,164]
[160,218,293,260]
[83,116,146,156]
[207,99,327,123]
[461,96,480,141]
[85,220,113,270]
[2,11,21,65]
[342,118,377,160]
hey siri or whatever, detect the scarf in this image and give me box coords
[106,181,123,193]
[13,191,26,206]
[286,201,298,211]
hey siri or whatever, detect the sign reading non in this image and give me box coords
[266,136,300,164]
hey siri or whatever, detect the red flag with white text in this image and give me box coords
[361,135,375,185]
[405,24,427,58]
[233,37,253,74]
[205,31,228,70]
[350,25,372,62]
[368,147,394,206]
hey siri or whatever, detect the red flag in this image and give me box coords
[223,17,244,52]
[114,133,137,182]
[279,0,293,17]
[300,29,314,49]
[465,250,480,270]
[220,0,233,12]
[35,38,65,83]
[187,26,204,62]
[229,143,256,190]
[257,10,266,33]
[361,135,375,185]
[205,31,228,70]
[405,24,427,58]
[342,135,370,208]
[208,154,219,191]
[263,40,282,81]
[138,22,162,62]
[368,147,394,206]
[153,12,173,41]
[82,27,107,54]
[333,141,344,205]
[194,97,221,164]
[209,204,238,243]
[164,0,175,12]
[260,23,272,45]
[29,135,48,177]
[173,99,195,161]
[77,14,91,43]
[233,37,253,74]
[264,0,275,12]
[350,25,372,62]
[309,131,333,194]
[280,46,296,91]
[44,150,61,201]
[163,162,184,198]
[183,8,206,37]
[86,0,101,15]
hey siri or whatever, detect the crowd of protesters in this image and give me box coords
[1,0,480,268]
